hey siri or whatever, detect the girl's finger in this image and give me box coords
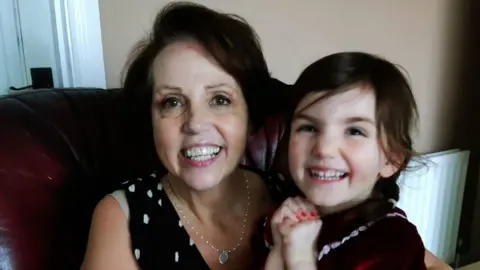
[291,196,314,221]
[278,218,296,238]
[272,202,299,226]
[304,199,318,219]
[283,197,307,221]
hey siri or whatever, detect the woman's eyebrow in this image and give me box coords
[205,83,236,90]
[155,84,182,93]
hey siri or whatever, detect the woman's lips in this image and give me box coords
[180,145,223,168]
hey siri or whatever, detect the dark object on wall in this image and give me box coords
[30,67,54,89]
[9,67,54,91]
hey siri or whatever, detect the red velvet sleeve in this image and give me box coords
[340,217,427,270]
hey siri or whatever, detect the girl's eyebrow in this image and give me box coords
[293,113,375,127]
[345,116,376,126]
[292,113,321,125]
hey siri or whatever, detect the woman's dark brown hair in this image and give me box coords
[121,2,290,169]
[124,4,283,133]
[290,52,420,221]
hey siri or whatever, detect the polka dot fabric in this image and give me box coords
[118,167,289,269]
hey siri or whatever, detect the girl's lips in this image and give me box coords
[307,166,348,173]
[308,167,349,183]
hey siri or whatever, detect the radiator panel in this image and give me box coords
[397,149,470,264]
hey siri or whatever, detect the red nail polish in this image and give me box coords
[310,212,317,217]
[301,212,307,217]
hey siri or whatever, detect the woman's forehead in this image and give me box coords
[151,41,238,91]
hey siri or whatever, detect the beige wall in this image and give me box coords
[99,0,465,153]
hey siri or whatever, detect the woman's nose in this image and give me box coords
[182,105,210,134]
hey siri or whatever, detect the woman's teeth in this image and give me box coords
[183,146,221,161]
[310,170,347,181]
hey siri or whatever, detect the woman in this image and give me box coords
[81,2,451,270]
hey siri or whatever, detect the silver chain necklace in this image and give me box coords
[165,172,250,265]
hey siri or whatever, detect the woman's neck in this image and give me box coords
[165,169,248,226]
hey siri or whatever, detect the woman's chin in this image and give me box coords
[182,175,224,191]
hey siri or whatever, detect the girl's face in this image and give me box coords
[288,86,398,214]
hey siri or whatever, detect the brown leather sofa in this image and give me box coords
[0,88,288,270]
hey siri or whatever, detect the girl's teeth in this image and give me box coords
[310,170,346,181]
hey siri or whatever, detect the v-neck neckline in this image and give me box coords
[160,180,211,269]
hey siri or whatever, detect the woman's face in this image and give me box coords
[151,41,248,191]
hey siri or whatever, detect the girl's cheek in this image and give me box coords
[289,136,303,160]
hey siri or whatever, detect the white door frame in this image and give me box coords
[0,0,28,93]
[51,0,106,89]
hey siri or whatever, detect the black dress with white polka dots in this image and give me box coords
[119,166,290,270]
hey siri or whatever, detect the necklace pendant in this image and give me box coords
[218,250,229,264]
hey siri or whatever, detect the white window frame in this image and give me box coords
[51,0,106,89]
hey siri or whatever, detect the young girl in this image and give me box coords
[264,52,427,269]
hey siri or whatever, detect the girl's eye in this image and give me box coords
[296,124,317,133]
[347,127,366,137]
[160,97,182,109]
[210,95,231,106]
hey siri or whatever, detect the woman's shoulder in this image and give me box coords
[116,171,161,193]
[81,195,138,269]
[241,166,300,204]
[109,189,130,220]
[110,171,168,220]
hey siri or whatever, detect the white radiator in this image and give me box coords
[397,149,470,264]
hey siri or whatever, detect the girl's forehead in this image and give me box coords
[294,87,376,119]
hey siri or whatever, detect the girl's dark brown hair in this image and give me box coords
[122,2,287,151]
[290,52,419,221]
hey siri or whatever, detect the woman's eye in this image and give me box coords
[347,127,366,137]
[210,95,231,106]
[296,124,317,133]
[160,97,182,109]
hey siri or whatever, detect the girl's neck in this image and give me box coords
[317,194,371,216]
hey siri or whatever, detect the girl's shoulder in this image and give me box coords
[369,207,419,237]
[369,207,423,245]
[348,207,425,268]
[339,207,422,248]
[319,207,426,269]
